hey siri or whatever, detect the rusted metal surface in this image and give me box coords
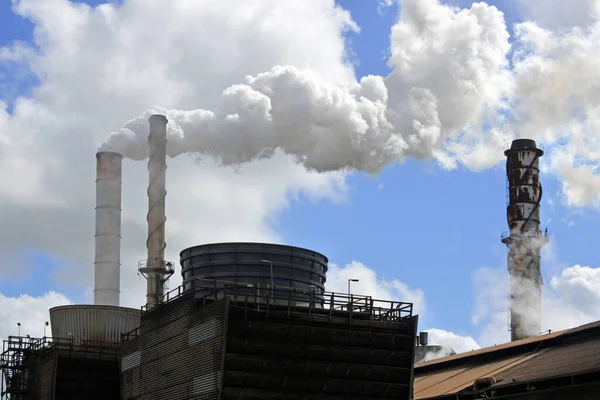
[94,151,123,306]
[414,352,543,399]
[49,305,140,344]
[413,322,600,399]
[501,139,548,341]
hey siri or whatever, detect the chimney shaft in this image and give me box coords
[145,114,169,309]
[94,151,123,306]
[501,139,548,341]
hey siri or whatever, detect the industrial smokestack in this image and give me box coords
[138,114,173,309]
[501,139,548,341]
[94,151,123,306]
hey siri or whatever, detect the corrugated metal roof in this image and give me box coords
[416,329,565,369]
[492,336,600,388]
[413,320,600,399]
[414,352,545,399]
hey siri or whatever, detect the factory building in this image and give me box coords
[121,243,418,399]
[1,113,598,399]
[413,320,600,399]
[1,115,419,400]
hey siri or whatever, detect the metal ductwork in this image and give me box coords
[94,151,123,306]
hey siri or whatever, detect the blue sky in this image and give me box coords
[1,0,599,342]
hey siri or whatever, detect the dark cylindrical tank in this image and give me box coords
[180,242,328,297]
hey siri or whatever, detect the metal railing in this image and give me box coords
[141,278,413,321]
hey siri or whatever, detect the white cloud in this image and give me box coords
[325,261,426,315]
[1,0,600,364]
[0,0,356,313]
[512,0,599,30]
[0,291,71,341]
[385,0,513,170]
[425,328,480,353]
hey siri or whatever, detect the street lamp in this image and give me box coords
[261,260,274,296]
[348,279,359,295]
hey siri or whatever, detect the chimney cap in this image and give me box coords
[504,138,543,157]
[149,114,168,124]
[96,151,124,159]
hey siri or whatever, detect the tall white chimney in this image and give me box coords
[94,151,123,306]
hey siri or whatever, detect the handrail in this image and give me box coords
[139,278,413,321]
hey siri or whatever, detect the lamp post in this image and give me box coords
[261,259,274,296]
[348,279,359,295]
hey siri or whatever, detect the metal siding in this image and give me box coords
[192,372,219,395]
[180,242,328,295]
[221,307,416,399]
[121,351,141,372]
[120,296,228,400]
[188,319,218,346]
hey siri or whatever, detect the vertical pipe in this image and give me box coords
[146,114,168,309]
[501,139,547,341]
[94,151,123,306]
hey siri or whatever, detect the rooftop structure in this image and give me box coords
[413,320,600,399]
[121,279,418,399]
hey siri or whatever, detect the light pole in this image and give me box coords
[348,279,359,295]
[261,260,274,296]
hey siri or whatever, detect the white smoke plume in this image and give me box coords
[98,0,600,209]
[99,0,513,174]
[473,261,600,347]
[99,67,404,173]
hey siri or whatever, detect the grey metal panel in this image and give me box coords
[49,305,140,344]
[192,371,219,394]
[120,296,228,400]
[121,350,141,372]
[188,319,217,346]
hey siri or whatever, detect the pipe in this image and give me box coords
[146,114,168,309]
[501,139,548,341]
[94,151,123,306]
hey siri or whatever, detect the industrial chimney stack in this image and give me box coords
[138,114,174,309]
[94,151,123,306]
[501,139,548,341]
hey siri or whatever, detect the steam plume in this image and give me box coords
[99,0,512,173]
[99,67,404,173]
